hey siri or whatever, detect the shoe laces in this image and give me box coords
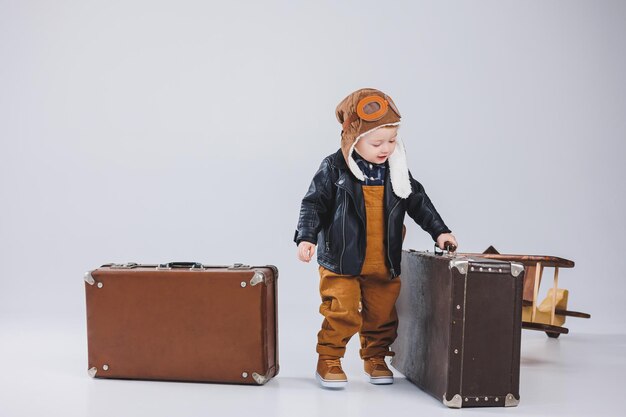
[368,356,387,368]
[324,358,342,369]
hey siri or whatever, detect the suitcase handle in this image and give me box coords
[157,262,205,270]
[434,242,457,256]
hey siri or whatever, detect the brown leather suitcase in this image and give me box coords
[390,250,523,408]
[84,262,278,385]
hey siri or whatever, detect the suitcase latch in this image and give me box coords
[110,262,139,269]
[229,263,251,270]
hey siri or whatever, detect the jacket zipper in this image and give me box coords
[340,190,347,274]
[337,182,365,226]
[387,199,401,277]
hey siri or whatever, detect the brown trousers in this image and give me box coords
[316,186,402,359]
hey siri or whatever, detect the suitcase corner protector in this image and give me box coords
[252,372,268,385]
[448,259,468,274]
[84,271,96,285]
[511,263,524,277]
[505,393,520,407]
[88,367,97,378]
[250,270,266,287]
[442,393,462,408]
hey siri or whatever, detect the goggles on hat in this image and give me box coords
[342,94,401,130]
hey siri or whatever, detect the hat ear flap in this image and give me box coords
[336,94,351,125]
[336,108,345,124]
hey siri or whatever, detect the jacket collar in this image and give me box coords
[331,148,347,169]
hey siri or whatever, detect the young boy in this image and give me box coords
[294,88,457,388]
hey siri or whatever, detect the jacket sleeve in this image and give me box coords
[293,158,335,246]
[405,171,452,242]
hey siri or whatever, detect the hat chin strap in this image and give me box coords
[346,123,412,199]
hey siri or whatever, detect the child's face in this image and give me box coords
[354,126,398,164]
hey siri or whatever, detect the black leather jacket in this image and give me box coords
[294,149,451,278]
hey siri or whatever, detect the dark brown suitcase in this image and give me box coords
[390,250,523,408]
[84,262,278,385]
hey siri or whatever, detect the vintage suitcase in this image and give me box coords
[390,250,524,408]
[84,262,279,385]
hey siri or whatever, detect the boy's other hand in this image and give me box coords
[298,242,316,262]
[436,233,458,251]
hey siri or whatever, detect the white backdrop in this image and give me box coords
[1,0,625,388]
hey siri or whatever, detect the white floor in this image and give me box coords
[0,316,624,417]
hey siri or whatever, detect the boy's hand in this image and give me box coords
[297,242,316,262]
[436,233,458,251]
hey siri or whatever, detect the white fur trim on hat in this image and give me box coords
[346,122,412,199]
[387,135,412,198]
